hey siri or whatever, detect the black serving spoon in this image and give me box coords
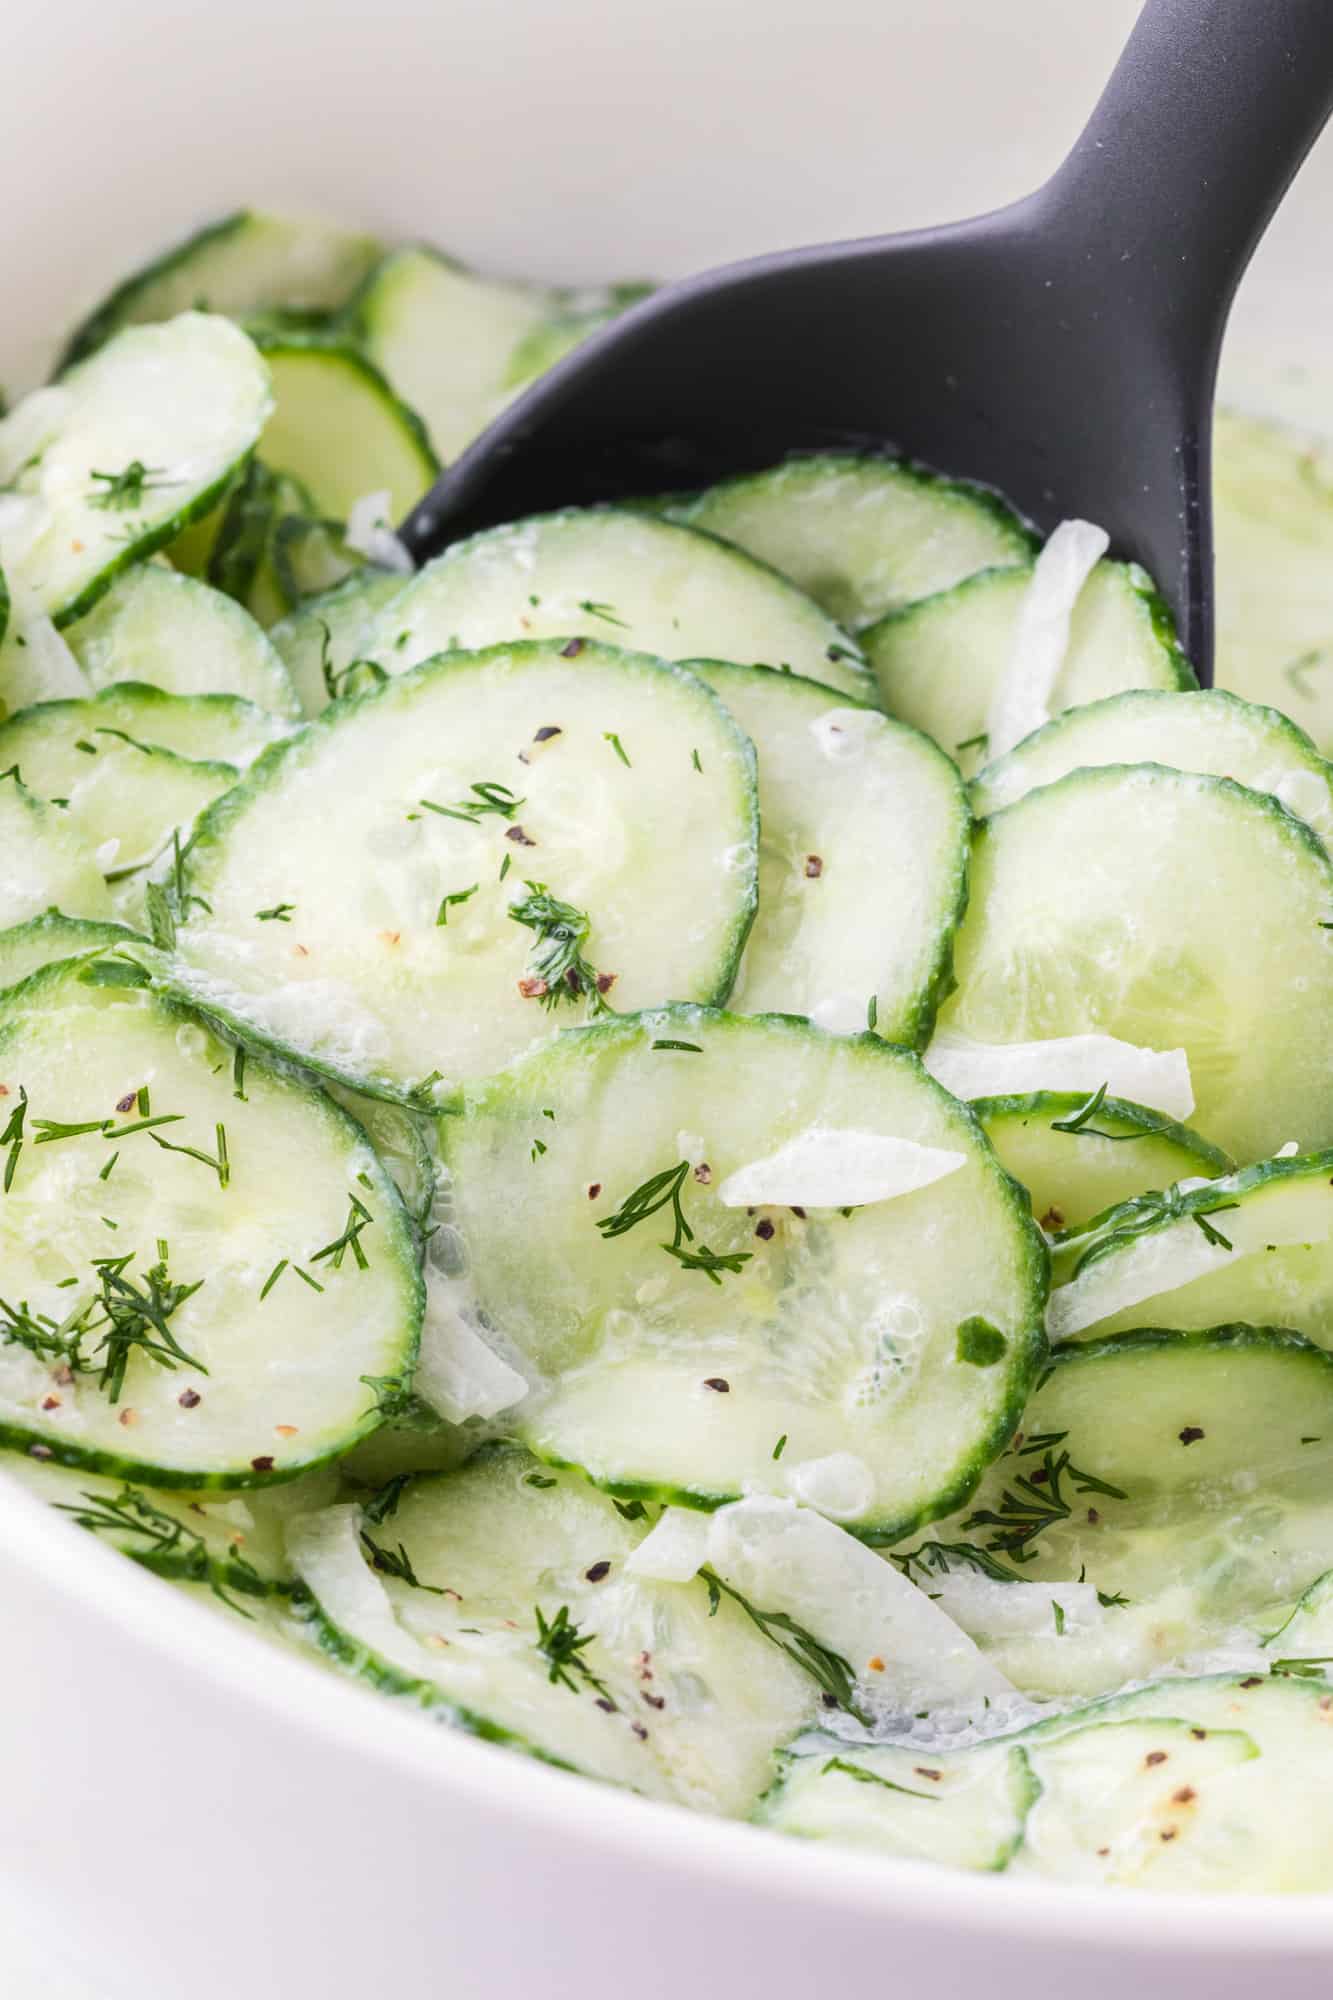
[401,0,1333,682]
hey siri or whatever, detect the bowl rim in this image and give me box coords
[6,1470,1331,1951]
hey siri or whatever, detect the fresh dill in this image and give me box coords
[318,622,387,703]
[359,1531,445,1594]
[310,1193,373,1272]
[596,1158,749,1285]
[259,1259,288,1301]
[54,1486,261,1616]
[255,903,295,923]
[603,731,631,766]
[91,1246,207,1402]
[87,460,172,510]
[578,599,629,628]
[962,1433,1129,1563]
[232,1046,248,1102]
[435,884,478,927]
[420,782,524,825]
[954,731,989,755]
[534,1603,613,1700]
[651,1039,702,1053]
[702,1569,870,1725]
[691,748,702,773]
[362,1474,414,1526]
[821,1756,939,1800]
[359,1371,411,1417]
[890,1538,1028,1587]
[1,1086,27,1192]
[1049,1081,1170,1143]
[150,1123,230,1190]
[612,1498,647,1522]
[508,882,612,1012]
[1193,1206,1239,1251]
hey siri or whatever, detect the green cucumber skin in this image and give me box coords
[0,959,425,1486]
[251,332,442,485]
[52,451,261,633]
[1064,1145,1333,1272]
[1122,562,1200,691]
[172,643,760,1106]
[57,214,251,372]
[971,1092,1234,1172]
[451,1005,1050,1548]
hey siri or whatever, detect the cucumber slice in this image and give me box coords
[971,688,1333,842]
[1021,1714,1260,1885]
[502,292,649,393]
[270,569,407,718]
[687,664,969,1044]
[172,641,758,1101]
[0,315,272,627]
[0,613,91,717]
[0,682,286,771]
[366,510,870,698]
[1013,1674,1333,1891]
[347,248,552,463]
[1,1447,336,1600]
[899,1326,1333,1700]
[1049,1151,1333,1346]
[865,562,1195,777]
[443,1008,1046,1539]
[941,766,1333,1162]
[0,770,111,926]
[68,565,299,717]
[0,911,143,993]
[324,1083,436,1231]
[1214,409,1333,758]
[0,958,421,1485]
[287,1447,814,1810]
[0,702,237,877]
[58,212,382,369]
[972,1090,1232,1235]
[755,1738,1037,1870]
[254,337,439,521]
[668,457,1034,631]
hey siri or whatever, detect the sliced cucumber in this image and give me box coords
[347,247,553,464]
[1214,408,1333,758]
[502,290,651,394]
[668,457,1033,632]
[0,701,237,877]
[0,770,111,926]
[365,510,870,698]
[941,766,1333,1162]
[1013,1674,1333,1892]
[0,958,420,1485]
[1048,1152,1333,1346]
[1,1447,336,1600]
[325,1083,436,1231]
[865,562,1195,777]
[254,336,438,521]
[0,315,272,627]
[972,1090,1232,1235]
[0,682,286,771]
[171,641,758,1101]
[0,911,143,994]
[971,687,1333,842]
[0,614,91,717]
[443,1008,1046,1540]
[287,1447,815,1810]
[900,1327,1333,1700]
[756,1737,1037,1870]
[58,212,382,369]
[68,564,299,717]
[270,568,407,718]
[687,664,969,1044]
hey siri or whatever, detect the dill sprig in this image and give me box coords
[1049,1081,1172,1143]
[360,1529,445,1594]
[310,1192,373,1272]
[702,1569,870,1725]
[420,781,524,825]
[54,1485,262,1616]
[88,460,174,510]
[1,1086,28,1192]
[595,1158,751,1285]
[90,1245,207,1403]
[890,1538,1028,1587]
[318,622,387,704]
[149,1122,230,1189]
[508,881,613,1012]
[534,1603,614,1702]
[821,1756,940,1800]
[362,1473,414,1526]
[962,1431,1129,1563]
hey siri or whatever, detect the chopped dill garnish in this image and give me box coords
[255,903,295,923]
[435,883,478,927]
[87,460,173,510]
[420,782,524,825]
[534,1603,613,1700]
[508,882,613,1012]
[310,1193,373,1272]
[702,1568,870,1725]
[603,731,631,766]
[54,1486,261,1616]
[821,1756,939,1799]
[360,1530,446,1594]
[578,599,629,628]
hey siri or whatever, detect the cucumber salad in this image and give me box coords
[3,209,1333,1896]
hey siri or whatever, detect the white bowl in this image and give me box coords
[4,4,1333,1993]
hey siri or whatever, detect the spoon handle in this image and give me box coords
[1049,0,1333,353]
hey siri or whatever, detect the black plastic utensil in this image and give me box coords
[401,0,1333,682]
